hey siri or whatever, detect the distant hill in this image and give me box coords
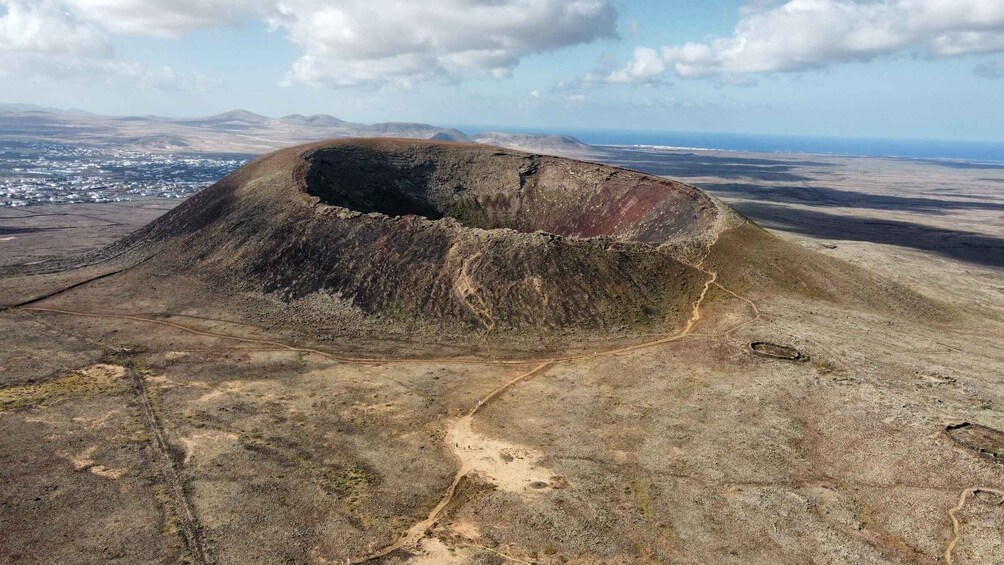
[350,122,472,142]
[472,132,594,156]
[0,103,94,116]
[280,114,346,127]
[0,105,594,157]
[179,110,274,130]
[204,110,272,123]
[429,131,471,142]
[0,103,53,113]
[125,135,190,150]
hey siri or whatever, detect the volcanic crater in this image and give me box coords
[85,139,742,341]
[301,142,720,245]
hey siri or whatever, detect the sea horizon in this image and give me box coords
[452,125,1004,165]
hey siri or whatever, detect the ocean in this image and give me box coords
[452,126,1004,164]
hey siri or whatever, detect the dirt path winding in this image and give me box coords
[454,252,496,332]
[14,219,751,563]
[350,361,554,563]
[349,229,731,562]
[945,487,1004,565]
[16,256,728,563]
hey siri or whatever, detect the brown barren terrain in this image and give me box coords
[1,140,1002,565]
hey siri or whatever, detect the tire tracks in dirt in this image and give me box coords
[17,261,729,562]
[2,267,133,311]
[128,364,213,565]
[19,307,536,366]
[1,251,160,311]
[16,219,758,563]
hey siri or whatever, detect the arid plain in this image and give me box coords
[1,139,1002,565]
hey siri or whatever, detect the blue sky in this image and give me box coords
[1,0,1003,141]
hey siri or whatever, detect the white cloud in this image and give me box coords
[599,46,665,83]
[596,0,1004,83]
[107,62,223,91]
[267,0,619,87]
[931,31,1004,57]
[0,52,221,91]
[504,88,769,113]
[0,0,222,91]
[0,0,243,89]
[1,0,618,89]
[63,0,262,38]
[0,0,108,55]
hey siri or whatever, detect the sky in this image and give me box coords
[1,0,1003,141]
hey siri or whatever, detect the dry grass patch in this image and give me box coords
[0,364,127,412]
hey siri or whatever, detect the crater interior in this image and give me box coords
[303,142,719,246]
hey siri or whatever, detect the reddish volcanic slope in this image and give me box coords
[86,139,732,337]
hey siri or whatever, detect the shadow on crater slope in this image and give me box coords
[0,139,950,350]
[89,139,732,340]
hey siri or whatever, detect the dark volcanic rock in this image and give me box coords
[111,139,724,337]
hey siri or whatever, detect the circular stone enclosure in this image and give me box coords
[303,142,719,247]
[749,341,807,361]
[945,422,1004,463]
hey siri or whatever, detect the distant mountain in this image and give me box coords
[125,134,191,150]
[0,103,94,116]
[349,122,464,139]
[472,132,595,156]
[0,103,51,113]
[280,114,346,127]
[180,109,274,129]
[0,105,593,157]
[429,131,471,142]
[206,109,272,123]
